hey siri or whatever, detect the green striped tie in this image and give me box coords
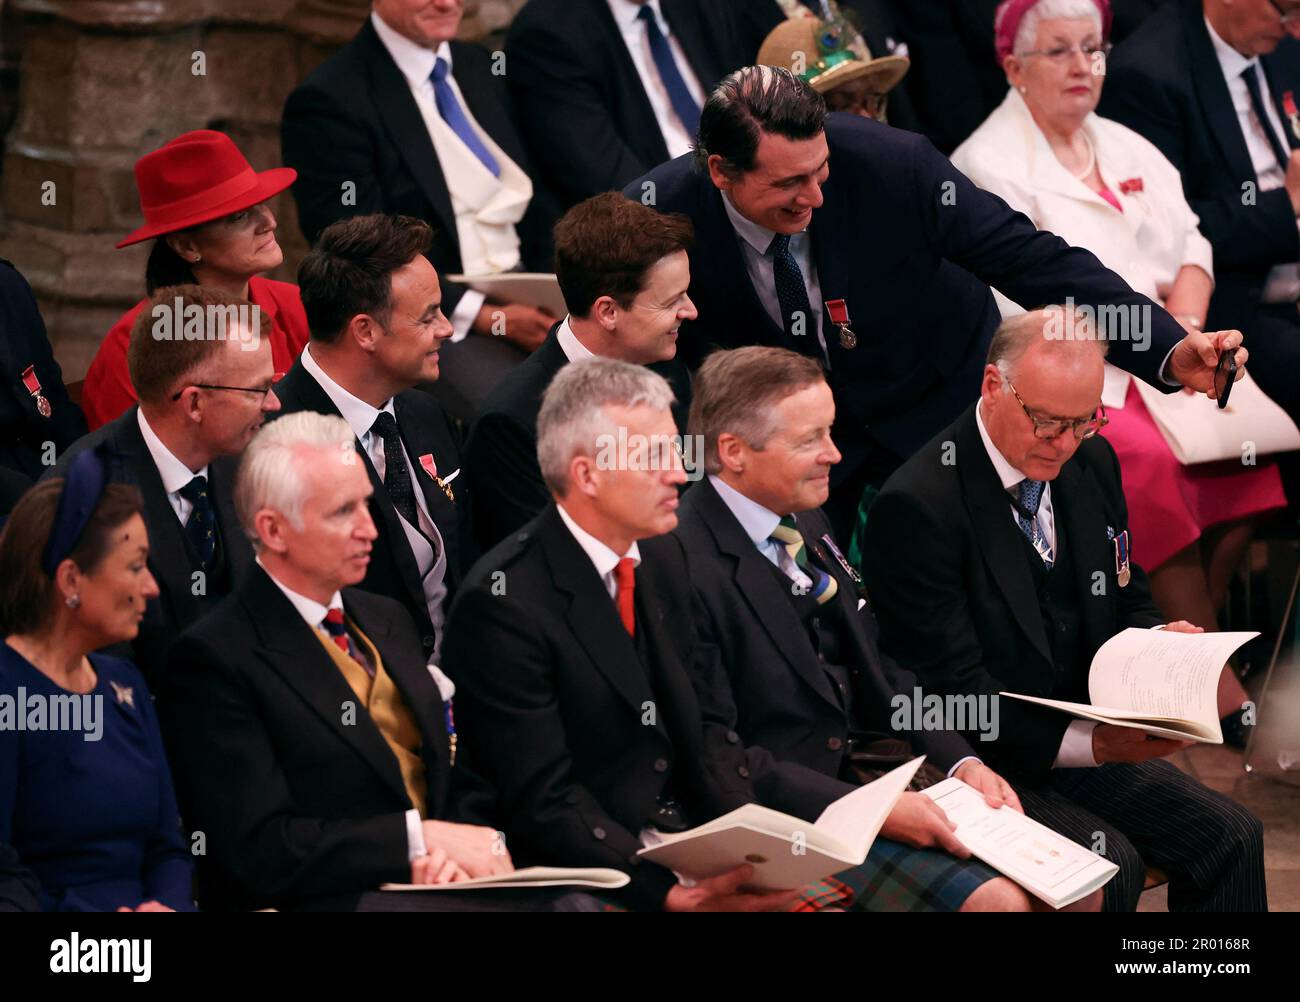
[770,516,838,605]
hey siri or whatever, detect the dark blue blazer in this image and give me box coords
[1100,0,1300,332]
[627,114,1184,466]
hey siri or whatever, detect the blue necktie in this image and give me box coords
[768,233,821,358]
[1014,479,1053,569]
[637,6,701,136]
[770,516,838,606]
[430,56,501,177]
[178,475,216,572]
[1242,63,1292,171]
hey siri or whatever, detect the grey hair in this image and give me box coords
[987,306,1109,389]
[235,411,356,549]
[1015,0,1104,55]
[537,357,676,495]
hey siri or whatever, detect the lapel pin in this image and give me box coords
[110,680,135,708]
[825,299,857,350]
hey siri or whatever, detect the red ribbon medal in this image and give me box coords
[825,299,856,349]
[20,365,51,418]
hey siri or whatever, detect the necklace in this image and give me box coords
[1069,131,1096,180]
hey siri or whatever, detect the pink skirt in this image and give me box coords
[1099,382,1289,570]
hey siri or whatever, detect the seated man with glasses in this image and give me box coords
[860,307,1267,912]
[50,285,280,686]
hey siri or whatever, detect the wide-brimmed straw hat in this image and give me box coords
[758,16,909,96]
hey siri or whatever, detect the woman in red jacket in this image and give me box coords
[83,130,310,429]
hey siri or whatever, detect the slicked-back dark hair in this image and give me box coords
[694,65,828,177]
[297,214,433,344]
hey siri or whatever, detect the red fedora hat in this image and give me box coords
[116,130,297,249]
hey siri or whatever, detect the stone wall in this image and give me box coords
[0,0,526,380]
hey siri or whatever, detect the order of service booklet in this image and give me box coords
[635,757,924,891]
[1000,627,1258,744]
[923,779,1118,908]
[380,866,631,892]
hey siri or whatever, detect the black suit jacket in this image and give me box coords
[0,260,85,480]
[505,0,755,207]
[281,20,560,315]
[159,566,454,911]
[271,358,470,658]
[48,408,252,688]
[1100,0,1300,333]
[628,115,1185,467]
[674,477,974,816]
[860,405,1164,783]
[441,504,756,911]
[464,322,694,551]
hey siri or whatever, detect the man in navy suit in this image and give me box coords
[629,65,1247,536]
[1100,0,1300,421]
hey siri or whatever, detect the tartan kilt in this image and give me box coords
[835,837,1000,911]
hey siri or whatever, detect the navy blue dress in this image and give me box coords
[0,642,194,911]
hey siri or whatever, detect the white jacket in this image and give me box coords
[952,89,1214,406]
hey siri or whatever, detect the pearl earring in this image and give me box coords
[65,594,80,609]
[192,255,202,264]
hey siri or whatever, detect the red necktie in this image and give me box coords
[322,607,352,657]
[614,557,636,637]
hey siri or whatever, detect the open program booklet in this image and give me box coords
[636,758,924,891]
[923,779,1117,908]
[1001,627,1259,743]
[381,866,631,892]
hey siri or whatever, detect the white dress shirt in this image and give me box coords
[300,345,450,659]
[256,556,427,860]
[371,11,534,338]
[721,191,829,363]
[1205,16,1300,304]
[136,408,208,526]
[556,503,640,599]
[607,0,708,160]
[555,315,595,363]
[975,401,1098,768]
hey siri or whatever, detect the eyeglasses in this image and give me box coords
[1019,41,1112,63]
[1007,380,1108,440]
[172,373,283,404]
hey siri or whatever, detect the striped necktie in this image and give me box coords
[769,516,838,605]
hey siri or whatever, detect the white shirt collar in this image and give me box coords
[136,407,208,495]
[555,315,595,363]
[300,343,396,441]
[256,556,342,630]
[609,0,667,35]
[1204,15,1256,80]
[721,191,782,256]
[708,474,782,547]
[371,10,452,90]
[556,503,640,582]
[975,399,1031,492]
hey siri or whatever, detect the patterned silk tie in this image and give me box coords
[1014,479,1054,568]
[178,475,216,572]
[768,233,820,358]
[321,608,352,657]
[769,516,838,605]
